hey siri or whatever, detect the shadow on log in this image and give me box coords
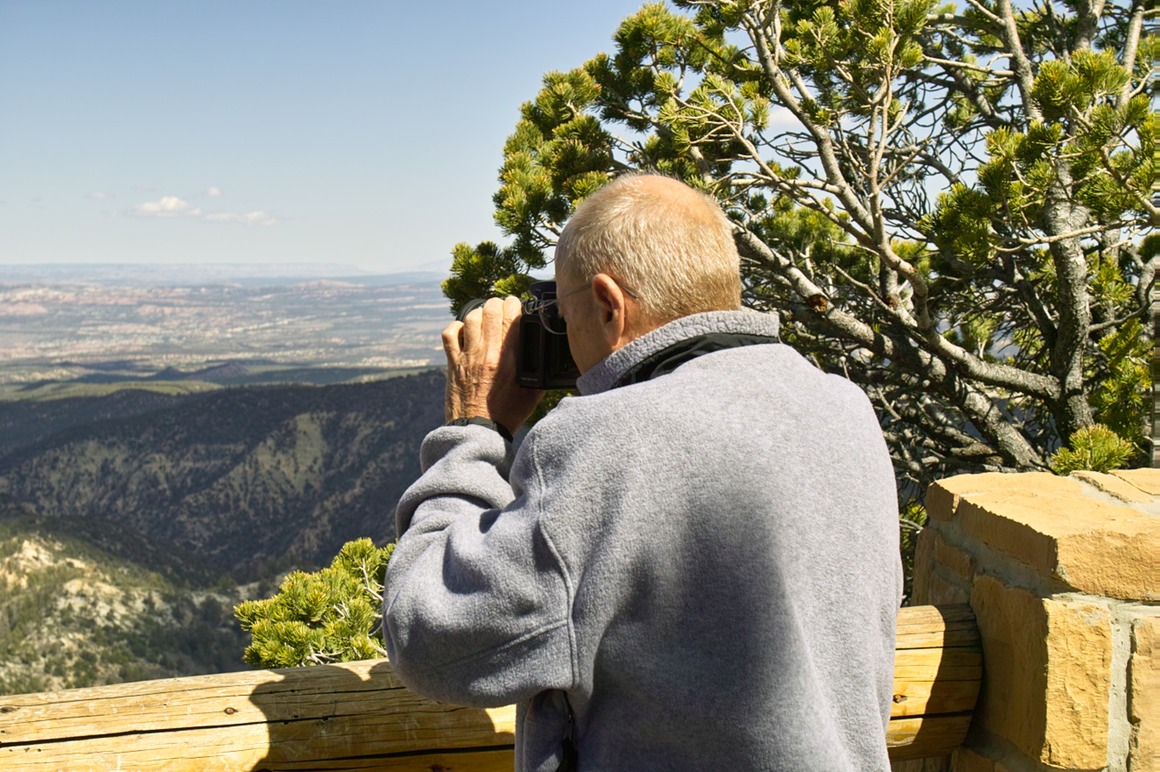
[0,605,977,769]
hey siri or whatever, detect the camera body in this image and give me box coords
[457,282,579,390]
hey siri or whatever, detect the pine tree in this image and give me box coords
[238,0,1155,663]
[446,0,1157,495]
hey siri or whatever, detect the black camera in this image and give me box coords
[456,281,579,390]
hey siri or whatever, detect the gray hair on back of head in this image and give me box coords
[555,173,742,324]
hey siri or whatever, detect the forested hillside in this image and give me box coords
[0,369,445,693]
[0,369,444,580]
[0,502,251,694]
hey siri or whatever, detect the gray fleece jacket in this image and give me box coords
[384,310,902,771]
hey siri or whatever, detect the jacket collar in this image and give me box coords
[576,310,780,396]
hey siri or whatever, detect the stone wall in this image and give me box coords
[913,470,1158,772]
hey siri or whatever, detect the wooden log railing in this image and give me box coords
[0,604,980,770]
[887,603,981,759]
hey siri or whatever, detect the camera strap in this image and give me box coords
[614,332,778,389]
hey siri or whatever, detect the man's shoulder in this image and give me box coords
[528,339,876,449]
[517,385,663,472]
[688,340,873,404]
[530,387,642,444]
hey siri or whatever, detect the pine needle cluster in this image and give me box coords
[1049,424,1136,476]
[234,538,393,668]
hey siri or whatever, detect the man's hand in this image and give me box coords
[442,296,545,436]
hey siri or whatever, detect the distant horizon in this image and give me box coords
[0,1,641,272]
[1,260,447,272]
[0,261,449,283]
[0,261,560,285]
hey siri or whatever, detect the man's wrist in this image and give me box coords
[445,416,514,443]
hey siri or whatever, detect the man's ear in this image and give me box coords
[591,273,629,348]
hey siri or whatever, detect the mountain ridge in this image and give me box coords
[0,369,446,580]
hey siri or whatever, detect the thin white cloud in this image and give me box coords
[132,195,203,218]
[206,186,223,197]
[204,210,278,226]
[128,194,276,225]
[88,191,109,200]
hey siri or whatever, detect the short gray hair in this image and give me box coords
[555,174,742,324]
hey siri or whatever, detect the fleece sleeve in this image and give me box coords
[382,423,575,708]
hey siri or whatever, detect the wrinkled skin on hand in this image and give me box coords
[442,295,544,436]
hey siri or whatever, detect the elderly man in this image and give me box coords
[384,175,902,770]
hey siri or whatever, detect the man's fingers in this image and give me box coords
[442,321,464,359]
[460,304,484,354]
[481,298,506,362]
[500,296,523,359]
[501,296,523,329]
[445,295,539,429]
[450,296,521,370]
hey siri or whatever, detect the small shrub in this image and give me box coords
[1049,423,1135,475]
[235,538,393,668]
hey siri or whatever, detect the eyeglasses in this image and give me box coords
[524,278,640,336]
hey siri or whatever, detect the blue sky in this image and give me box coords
[0,0,644,274]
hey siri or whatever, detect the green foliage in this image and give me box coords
[235,538,393,668]
[1049,424,1136,475]
[445,0,1153,492]
[898,499,927,606]
[443,241,533,317]
[1090,318,1150,451]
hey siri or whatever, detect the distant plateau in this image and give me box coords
[0,265,452,391]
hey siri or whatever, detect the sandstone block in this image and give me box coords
[913,528,937,606]
[1131,616,1159,772]
[913,528,975,605]
[970,575,1048,760]
[933,530,976,582]
[927,570,971,606]
[1042,598,1113,769]
[951,746,994,772]
[1073,470,1154,504]
[970,575,1112,770]
[939,472,1158,600]
[892,758,951,772]
[1112,468,1160,496]
[926,482,961,521]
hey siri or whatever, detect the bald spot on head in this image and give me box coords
[627,174,729,231]
[556,174,743,325]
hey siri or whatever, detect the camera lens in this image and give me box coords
[456,298,487,322]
